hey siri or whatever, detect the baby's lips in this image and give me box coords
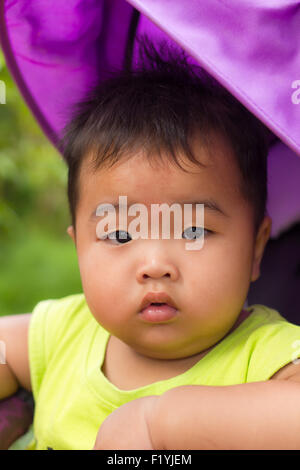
[138,303,178,323]
[139,292,178,312]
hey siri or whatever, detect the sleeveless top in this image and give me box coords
[27,293,300,450]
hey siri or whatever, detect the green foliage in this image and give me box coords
[0,49,82,316]
[0,222,82,315]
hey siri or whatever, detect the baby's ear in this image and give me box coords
[67,225,76,244]
[251,216,272,282]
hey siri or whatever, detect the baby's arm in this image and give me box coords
[150,367,300,449]
[0,313,32,399]
[93,362,300,450]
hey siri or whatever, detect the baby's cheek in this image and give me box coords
[187,248,250,311]
[214,259,252,317]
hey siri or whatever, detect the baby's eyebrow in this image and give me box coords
[89,198,229,220]
[177,200,229,217]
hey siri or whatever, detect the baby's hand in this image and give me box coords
[93,395,160,450]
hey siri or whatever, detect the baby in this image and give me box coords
[1,38,300,450]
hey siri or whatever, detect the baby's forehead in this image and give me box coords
[80,132,240,184]
[78,139,244,215]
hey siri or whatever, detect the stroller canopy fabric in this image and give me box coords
[0,0,300,237]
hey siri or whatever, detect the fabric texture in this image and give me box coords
[8,423,34,450]
[1,0,299,153]
[27,293,300,450]
[0,388,34,450]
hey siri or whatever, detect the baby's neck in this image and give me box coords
[102,336,208,390]
[101,309,252,391]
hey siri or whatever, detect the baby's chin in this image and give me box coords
[119,335,215,362]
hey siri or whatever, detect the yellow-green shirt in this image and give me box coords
[26,293,300,450]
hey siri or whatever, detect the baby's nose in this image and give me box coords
[136,259,179,282]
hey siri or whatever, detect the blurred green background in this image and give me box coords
[0,50,82,317]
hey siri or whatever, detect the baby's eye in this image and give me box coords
[106,230,132,245]
[182,226,211,240]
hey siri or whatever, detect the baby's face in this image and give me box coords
[67,136,271,360]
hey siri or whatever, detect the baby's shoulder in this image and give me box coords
[30,292,96,349]
[244,304,297,331]
[241,304,300,349]
[32,292,85,321]
[243,304,300,381]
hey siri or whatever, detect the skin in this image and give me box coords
[67,135,272,388]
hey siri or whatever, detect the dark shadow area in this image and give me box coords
[248,221,300,325]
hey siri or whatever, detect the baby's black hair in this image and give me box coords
[60,35,270,236]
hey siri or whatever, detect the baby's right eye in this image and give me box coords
[105,230,132,245]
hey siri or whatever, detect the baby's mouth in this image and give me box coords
[138,292,178,322]
[139,302,178,323]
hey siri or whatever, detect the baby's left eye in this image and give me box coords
[182,226,211,240]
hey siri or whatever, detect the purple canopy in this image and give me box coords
[0,0,299,237]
